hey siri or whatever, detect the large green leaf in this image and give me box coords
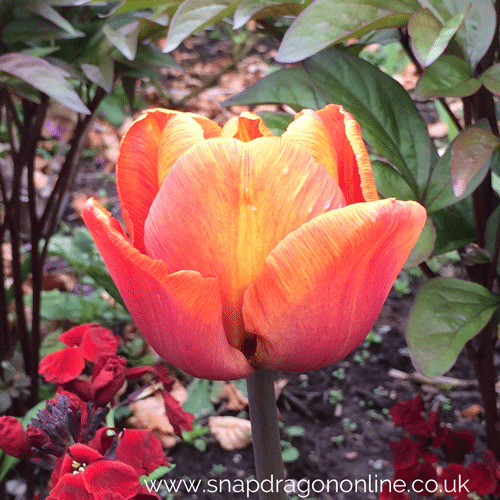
[424,123,492,212]
[222,67,328,110]
[406,277,499,377]
[444,0,496,71]
[275,0,418,63]
[302,48,436,197]
[403,216,436,268]
[0,53,90,114]
[430,200,475,254]
[408,6,468,67]
[372,160,415,200]
[48,227,127,310]
[233,0,309,29]
[258,111,293,135]
[163,0,241,52]
[27,1,85,38]
[415,54,481,99]
[450,127,499,196]
[103,21,140,61]
[479,63,500,96]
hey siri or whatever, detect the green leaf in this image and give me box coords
[2,18,82,43]
[479,63,500,96]
[406,277,500,377]
[446,0,496,71]
[302,48,436,197]
[133,44,181,69]
[32,289,130,323]
[140,465,176,484]
[163,0,241,53]
[233,0,309,29]
[110,0,180,15]
[403,216,436,268]
[184,378,214,417]
[408,6,468,67]
[431,199,475,254]
[275,0,418,63]
[81,59,114,93]
[222,67,328,110]
[372,160,415,200]
[258,111,293,136]
[103,21,140,61]
[48,227,127,310]
[0,53,90,114]
[424,123,492,212]
[415,54,481,99]
[27,1,85,37]
[450,127,499,196]
[0,454,19,483]
[485,204,500,272]
[281,444,300,462]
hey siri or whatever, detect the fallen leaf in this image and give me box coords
[274,378,289,398]
[208,416,251,450]
[461,404,482,419]
[218,382,248,411]
[127,392,177,448]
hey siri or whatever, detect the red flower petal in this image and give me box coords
[467,461,496,495]
[81,459,140,498]
[58,323,99,347]
[162,389,194,436]
[39,346,85,384]
[116,429,168,476]
[389,437,418,470]
[79,326,119,363]
[443,429,475,463]
[439,463,469,498]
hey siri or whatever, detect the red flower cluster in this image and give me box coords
[47,428,166,500]
[381,395,500,499]
[39,323,125,406]
[0,393,167,499]
[0,323,196,499]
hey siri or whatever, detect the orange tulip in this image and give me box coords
[83,105,426,380]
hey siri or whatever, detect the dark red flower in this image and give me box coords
[394,461,437,496]
[79,326,120,363]
[116,429,168,476]
[439,463,469,498]
[389,437,419,470]
[59,323,100,347]
[442,429,475,463]
[467,461,496,495]
[63,355,127,406]
[161,390,194,436]
[39,323,120,386]
[389,395,431,437]
[39,346,86,384]
[47,443,143,500]
[0,416,31,459]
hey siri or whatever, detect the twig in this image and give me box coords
[388,368,478,388]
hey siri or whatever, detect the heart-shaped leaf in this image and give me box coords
[406,277,500,378]
[479,63,500,96]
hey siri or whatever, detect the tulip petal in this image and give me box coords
[117,109,221,252]
[82,199,253,380]
[221,112,273,141]
[282,104,378,204]
[144,137,345,350]
[243,199,426,371]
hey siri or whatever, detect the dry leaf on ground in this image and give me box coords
[218,382,248,411]
[208,416,251,450]
[127,392,177,448]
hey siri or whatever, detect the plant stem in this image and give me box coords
[246,368,286,500]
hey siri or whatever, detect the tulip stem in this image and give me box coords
[246,368,287,500]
